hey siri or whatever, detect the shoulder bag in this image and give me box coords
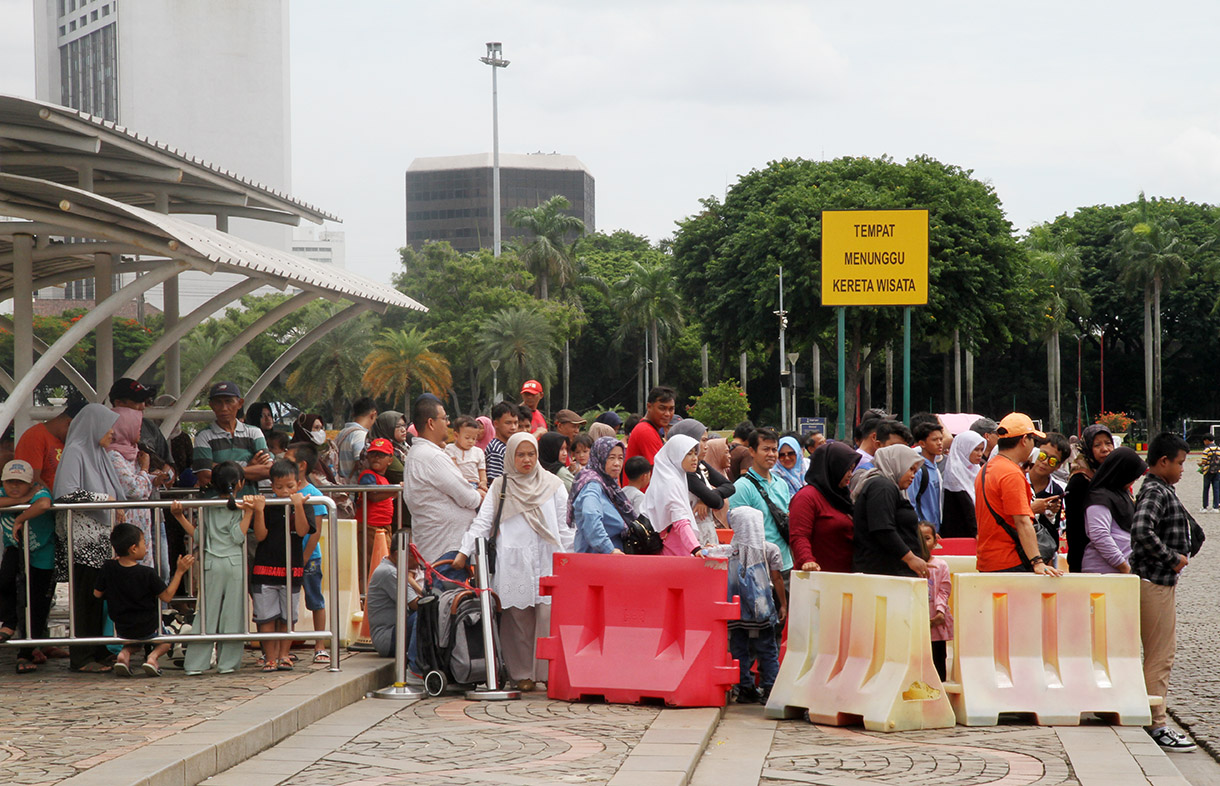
[979,463,1057,570]
[622,512,664,555]
[745,473,791,543]
[485,477,508,574]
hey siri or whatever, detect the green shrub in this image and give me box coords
[686,379,750,430]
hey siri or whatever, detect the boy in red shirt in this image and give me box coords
[358,436,397,533]
[625,386,677,489]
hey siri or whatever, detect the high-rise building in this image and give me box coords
[31,0,299,312]
[291,229,346,270]
[405,153,594,254]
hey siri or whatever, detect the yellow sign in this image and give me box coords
[821,209,929,306]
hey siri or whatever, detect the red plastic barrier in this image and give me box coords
[716,528,733,544]
[936,537,977,555]
[537,553,740,707]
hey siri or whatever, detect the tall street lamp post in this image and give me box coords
[480,42,510,257]
[490,359,501,405]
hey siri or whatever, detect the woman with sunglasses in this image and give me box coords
[1028,433,1070,561]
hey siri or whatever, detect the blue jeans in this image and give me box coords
[1204,474,1220,509]
[729,627,780,690]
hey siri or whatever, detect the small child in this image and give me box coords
[726,507,783,704]
[919,521,953,680]
[93,523,194,677]
[622,456,652,516]
[251,459,315,672]
[446,416,488,490]
[169,461,260,675]
[571,433,594,472]
[0,459,56,674]
[286,442,332,664]
[265,431,290,460]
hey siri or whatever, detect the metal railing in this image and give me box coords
[1,495,343,673]
[314,483,406,592]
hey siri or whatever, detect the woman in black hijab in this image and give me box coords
[1080,447,1146,573]
[788,441,861,573]
[1065,423,1116,572]
[537,431,575,492]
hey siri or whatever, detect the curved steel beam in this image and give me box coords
[0,315,95,399]
[160,292,318,436]
[243,302,372,405]
[123,278,267,380]
[0,260,191,435]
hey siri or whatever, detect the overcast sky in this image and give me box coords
[4,1,1220,287]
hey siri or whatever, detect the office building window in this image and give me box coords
[60,22,118,121]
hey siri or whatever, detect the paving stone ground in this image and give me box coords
[0,641,335,785]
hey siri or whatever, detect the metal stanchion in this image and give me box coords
[465,537,518,701]
[372,531,422,700]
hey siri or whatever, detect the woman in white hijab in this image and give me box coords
[641,434,704,556]
[940,430,985,538]
[457,432,572,691]
[850,444,929,578]
[52,403,125,672]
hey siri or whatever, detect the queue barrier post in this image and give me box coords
[944,573,1151,726]
[537,553,739,708]
[765,570,955,731]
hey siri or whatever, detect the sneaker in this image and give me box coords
[1150,726,1197,752]
[1199,507,1210,514]
[735,685,761,704]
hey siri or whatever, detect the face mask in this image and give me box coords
[310,429,326,445]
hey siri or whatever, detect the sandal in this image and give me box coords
[71,662,113,673]
[113,662,132,678]
[262,661,277,673]
[312,649,331,664]
[142,662,163,678]
[0,628,13,643]
[277,657,294,671]
[15,658,37,674]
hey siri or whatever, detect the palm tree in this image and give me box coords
[612,259,685,388]
[180,326,259,402]
[286,310,374,422]
[362,328,452,413]
[506,195,586,300]
[1114,193,1187,434]
[475,307,559,394]
[1025,225,1089,432]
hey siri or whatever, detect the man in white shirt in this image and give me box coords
[402,397,485,564]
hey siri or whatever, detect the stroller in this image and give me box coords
[410,546,507,697]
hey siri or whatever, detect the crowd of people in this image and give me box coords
[0,375,1206,751]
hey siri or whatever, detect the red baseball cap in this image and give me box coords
[367,438,394,455]
[521,379,543,395]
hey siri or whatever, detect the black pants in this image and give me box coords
[69,563,112,670]
[0,546,55,660]
[931,640,947,681]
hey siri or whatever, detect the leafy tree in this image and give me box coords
[1114,193,1188,434]
[362,328,452,413]
[285,309,375,422]
[507,194,586,300]
[613,259,685,390]
[672,155,1032,432]
[687,379,750,430]
[475,307,559,397]
[1024,225,1089,432]
[179,321,260,402]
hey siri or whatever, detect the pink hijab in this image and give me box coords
[476,416,495,450]
[107,406,143,463]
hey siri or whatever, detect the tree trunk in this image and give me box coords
[812,343,820,416]
[563,340,570,410]
[1144,282,1154,431]
[885,342,894,415]
[1047,334,1060,432]
[540,270,549,301]
[740,352,748,394]
[942,352,952,413]
[637,353,645,413]
[953,329,962,411]
[1153,276,1163,435]
[651,319,661,385]
[861,349,872,415]
[643,327,650,392]
[701,344,709,388]
[965,349,975,413]
[469,361,479,414]
[1055,330,1063,433]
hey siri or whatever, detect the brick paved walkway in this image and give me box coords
[0,643,333,785]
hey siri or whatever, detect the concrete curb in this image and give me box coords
[607,705,726,786]
[59,655,393,786]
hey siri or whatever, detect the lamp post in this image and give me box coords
[480,42,510,257]
[788,352,800,432]
[490,359,500,405]
[775,266,788,431]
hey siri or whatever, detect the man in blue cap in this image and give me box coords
[192,381,272,488]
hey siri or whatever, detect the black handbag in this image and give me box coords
[486,477,508,574]
[980,463,1058,569]
[622,513,664,555]
[745,473,791,543]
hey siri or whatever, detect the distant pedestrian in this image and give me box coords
[773,436,807,496]
[622,457,651,516]
[729,429,793,572]
[402,397,484,564]
[1080,447,1147,574]
[484,402,519,482]
[1131,433,1201,752]
[907,419,944,530]
[642,435,703,557]
[851,444,927,578]
[570,437,631,554]
[334,396,378,483]
[789,441,859,573]
[538,432,576,492]
[625,387,677,486]
[519,380,549,436]
[940,430,985,538]
[726,507,783,704]
[1198,434,1220,513]
[1065,424,1115,573]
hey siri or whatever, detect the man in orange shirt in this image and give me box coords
[14,398,86,490]
[974,412,1062,576]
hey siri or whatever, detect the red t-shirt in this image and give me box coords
[528,408,547,434]
[624,420,665,490]
[15,423,62,490]
[788,485,854,573]
[975,455,1034,572]
[357,470,394,527]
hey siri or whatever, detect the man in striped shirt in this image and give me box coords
[192,381,272,488]
[484,401,518,481]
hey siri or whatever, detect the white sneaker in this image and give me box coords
[1199,507,1210,514]
[1150,726,1197,752]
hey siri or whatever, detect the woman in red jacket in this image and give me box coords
[788,441,860,573]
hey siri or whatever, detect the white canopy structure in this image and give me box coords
[0,94,425,437]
